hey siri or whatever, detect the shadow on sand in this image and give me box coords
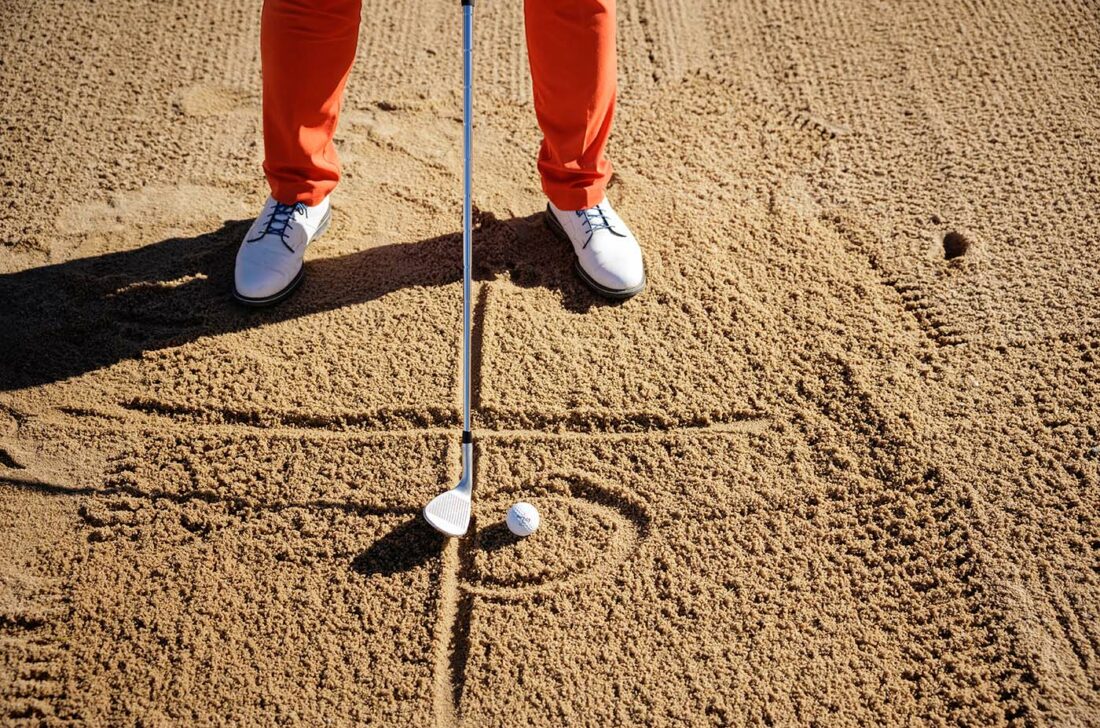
[0,208,617,391]
[351,516,447,577]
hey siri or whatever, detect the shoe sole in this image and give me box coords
[233,209,331,307]
[543,205,646,300]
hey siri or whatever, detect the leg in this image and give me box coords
[524,0,617,211]
[261,0,362,206]
[235,0,358,306]
[527,0,643,298]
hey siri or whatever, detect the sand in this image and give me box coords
[1,0,1097,724]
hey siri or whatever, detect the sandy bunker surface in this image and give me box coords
[1,0,1098,725]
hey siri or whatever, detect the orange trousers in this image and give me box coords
[261,0,616,212]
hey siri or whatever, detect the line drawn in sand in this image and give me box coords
[0,273,772,726]
[1,393,769,728]
[425,468,654,727]
[420,280,770,725]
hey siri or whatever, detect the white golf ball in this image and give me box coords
[506,501,540,537]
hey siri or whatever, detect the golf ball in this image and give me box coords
[506,501,540,537]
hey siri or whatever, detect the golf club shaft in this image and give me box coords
[461,0,473,485]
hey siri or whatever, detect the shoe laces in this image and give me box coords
[574,202,625,248]
[247,201,307,252]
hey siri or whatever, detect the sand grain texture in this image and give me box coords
[1,0,1098,725]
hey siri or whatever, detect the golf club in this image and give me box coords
[424,0,475,537]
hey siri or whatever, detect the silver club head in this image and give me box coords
[423,476,472,537]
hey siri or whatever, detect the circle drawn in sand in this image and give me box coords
[460,472,650,601]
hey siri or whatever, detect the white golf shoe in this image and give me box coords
[545,196,645,299]
[233,195,331,306]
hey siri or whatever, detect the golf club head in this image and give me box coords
[423,477,471,537]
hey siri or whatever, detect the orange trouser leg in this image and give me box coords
[261,0,362,206]
[524,0,617,211]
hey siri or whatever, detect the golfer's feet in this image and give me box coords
[545,197,645,299]
[233,195,331,306]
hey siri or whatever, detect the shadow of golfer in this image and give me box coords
[0,208,614,391]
